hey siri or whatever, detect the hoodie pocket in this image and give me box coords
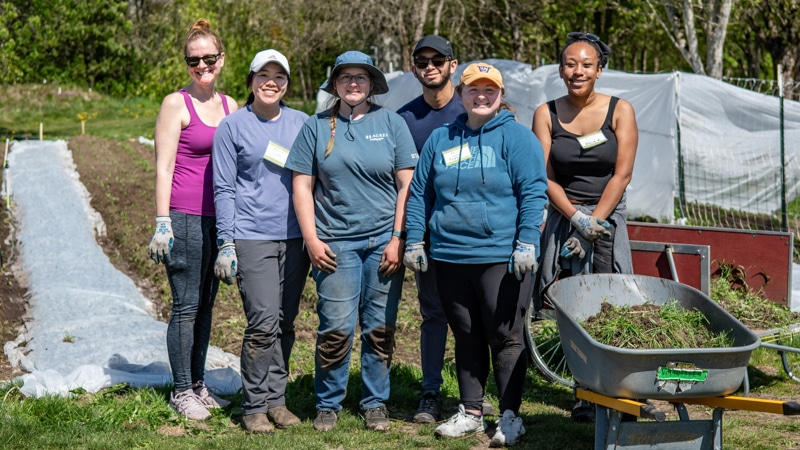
[432,201,493,240]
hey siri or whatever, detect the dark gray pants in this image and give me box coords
[236,238,310,415]
[436,261,532,414]
[415,259,449,393]
[165,211,219,392]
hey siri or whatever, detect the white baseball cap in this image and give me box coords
[250,49,290,75]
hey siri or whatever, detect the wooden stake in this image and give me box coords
[81,120,85,135]
[39,122,43,140]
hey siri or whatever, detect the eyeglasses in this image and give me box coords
[184,53,221,67]
[414,55,450,69]
[567,32,599,42]
[337,74,370,84]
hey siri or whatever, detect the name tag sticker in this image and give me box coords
[442,144,471,166]
[577,131,607,149]
[263,141,290,167]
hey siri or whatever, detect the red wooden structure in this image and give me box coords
[627,222,794,307]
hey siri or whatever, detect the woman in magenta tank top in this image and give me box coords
[147,18,238,421]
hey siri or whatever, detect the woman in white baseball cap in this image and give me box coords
[212,48,311,434]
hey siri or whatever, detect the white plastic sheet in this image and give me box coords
[3,140,240,397]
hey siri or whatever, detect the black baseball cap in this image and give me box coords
[412,35,454,58]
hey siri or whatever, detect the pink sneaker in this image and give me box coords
[170,389,211,420]
[193,380,231,409]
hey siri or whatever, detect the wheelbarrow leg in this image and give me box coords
[594,403,623,450]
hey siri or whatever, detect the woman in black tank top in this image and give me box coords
[531,32,639,421]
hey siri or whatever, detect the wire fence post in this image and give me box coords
[779,64,787,232]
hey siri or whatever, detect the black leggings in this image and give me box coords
[435,261,533,414]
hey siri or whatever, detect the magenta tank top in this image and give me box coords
[170,89,231,216]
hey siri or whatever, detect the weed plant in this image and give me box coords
[711,263,800,331]
[582,301,733,349]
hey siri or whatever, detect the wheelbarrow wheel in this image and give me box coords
[778,334,800,383]
[525,297,574,387]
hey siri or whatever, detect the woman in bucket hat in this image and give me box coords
[404,62,548,446]
[286,50,417,432]
[212,49,311,434]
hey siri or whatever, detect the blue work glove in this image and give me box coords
[569,210,611,241]
[148,216,173,264]
[403,242,428,272]
[214,240,238,285]
[508,240,538,281]
[560,231,589,259]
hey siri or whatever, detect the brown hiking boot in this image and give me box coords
[313,410,338,431]
[241,413,274,434]
[364,406,390,431]
[267,405,301,429]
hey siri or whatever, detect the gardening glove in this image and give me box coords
[403,241,428,272]
[148,216,173,264]
[214,240,237,285]
[569,210,611,241]
[508,240,537,281]
[560,231,590,260]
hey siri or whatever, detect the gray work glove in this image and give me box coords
[403,241,428,272]
[214,240,237,285]
[148,216,173,264]
[508,240,537,281]
[569,210,611,241]
[560,231,590,259]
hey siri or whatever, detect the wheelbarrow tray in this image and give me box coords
[544,274,761,400]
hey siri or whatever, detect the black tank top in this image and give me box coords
[548,97,619,204]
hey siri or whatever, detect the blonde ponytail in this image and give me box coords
[325,100,341,158]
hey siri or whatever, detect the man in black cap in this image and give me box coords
[398,35,496,424]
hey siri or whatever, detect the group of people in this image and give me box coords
[147,19,638,447]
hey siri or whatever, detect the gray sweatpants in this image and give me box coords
[236,238,310,415]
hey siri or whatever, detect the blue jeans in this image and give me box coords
[165,211,219,392]
[415,259,449,393]
[236,239,309,415]
[313,231,403,412]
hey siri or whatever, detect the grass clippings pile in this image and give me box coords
[711,277,800,331]
[582,301,733,349]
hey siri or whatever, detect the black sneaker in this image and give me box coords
[413,391,443,423]
[364,406,390,431]
[313,410,338,431]
[571,400,595,423]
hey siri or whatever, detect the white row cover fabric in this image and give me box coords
[3,140,241,397]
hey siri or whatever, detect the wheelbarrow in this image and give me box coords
[535,273,799,449]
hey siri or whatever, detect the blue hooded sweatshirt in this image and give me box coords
[405,109,548,264]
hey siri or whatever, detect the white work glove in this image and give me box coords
[569,210,611,241]
[148,216,173,264]
[214,240,238,285]
[508,240,538,281]
[560,231,589,260]
[403,242,428,272]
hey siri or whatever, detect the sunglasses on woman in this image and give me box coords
[184,53,221,67]
[567,32,600,42]
[414,55,450,69]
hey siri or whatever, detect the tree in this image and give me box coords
[644,0,732,78]
[735,0,800,99]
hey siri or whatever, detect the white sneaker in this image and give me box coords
[435,404,486,438]
[491,409,526,447]
[170,389,212,420]
[193,380,231,409]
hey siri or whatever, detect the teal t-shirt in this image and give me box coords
[286,105,418,240]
